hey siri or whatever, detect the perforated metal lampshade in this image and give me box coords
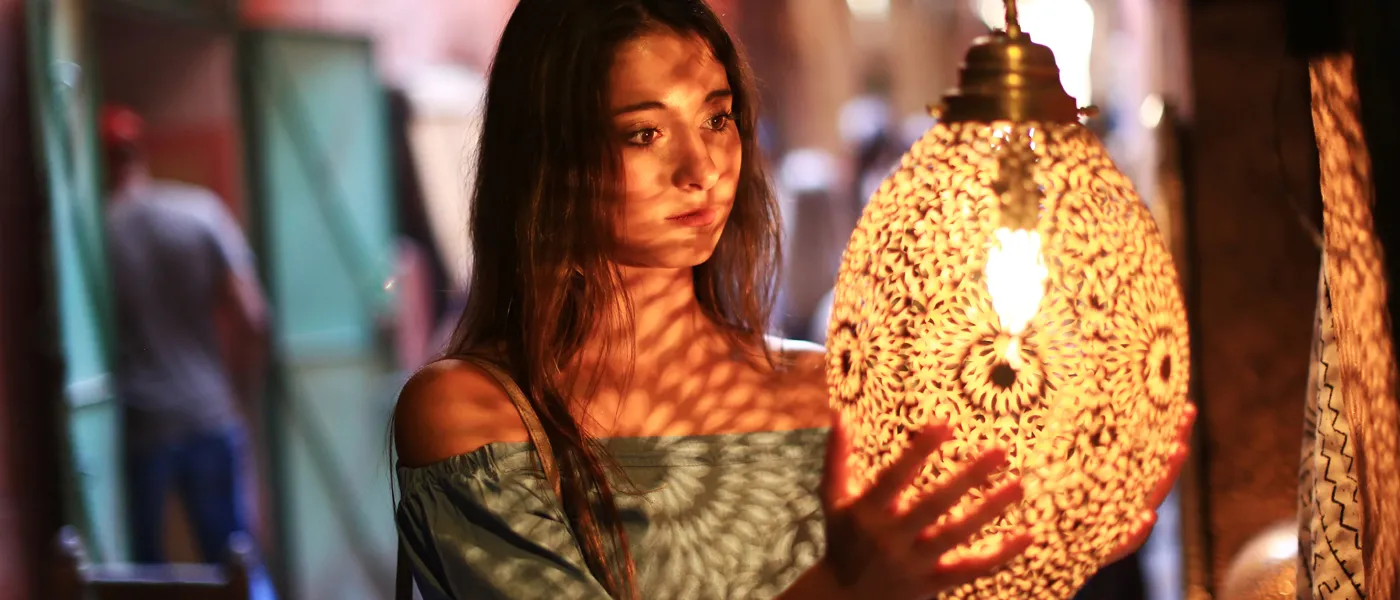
[824,20,1191,600]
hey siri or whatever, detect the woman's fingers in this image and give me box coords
[915,477,1025,555]
[1147,443,1189,510]
[1179,404,1197,439]
[1104,509,1157,565]
[821,412,856,512]
[929,528,1034,589]
[899,447,1011,532]
[1146,405,1196,509]
[1107,407,1192,564]
[864,424,954,508]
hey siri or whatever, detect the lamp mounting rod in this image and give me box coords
[1004,0,1022,37]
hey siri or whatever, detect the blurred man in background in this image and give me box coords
[100,105,269,569]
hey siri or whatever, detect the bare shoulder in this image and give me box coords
[762,336,831,427]
[393,358,530,467]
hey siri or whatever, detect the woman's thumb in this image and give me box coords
[822,410,855,511]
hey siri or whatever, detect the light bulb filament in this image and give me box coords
[985,227,1048,366]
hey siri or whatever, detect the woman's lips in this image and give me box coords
[667,207,718,227]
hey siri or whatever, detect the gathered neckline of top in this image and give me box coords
[396,426,830,480]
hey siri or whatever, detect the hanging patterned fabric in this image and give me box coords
[1298,263,1366,599]
[1303,52,1400,600]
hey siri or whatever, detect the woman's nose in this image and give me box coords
[672,132,721,191]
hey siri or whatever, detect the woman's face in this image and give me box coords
[607,30,741,270]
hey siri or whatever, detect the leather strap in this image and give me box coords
[396,542,413,600]
[394,355,560,600]
[465,358,562,490]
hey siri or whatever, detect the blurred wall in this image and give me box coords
[1184,0,1320,591]
[240,0,517,80]
[0,0,68,598]
[780,0,859,154]
[886,0,982,122]
[242,0,739,80]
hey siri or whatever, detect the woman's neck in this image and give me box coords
[566,265,735,437]
[575,266,720,371]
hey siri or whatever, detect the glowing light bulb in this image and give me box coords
[985,227,1049,368]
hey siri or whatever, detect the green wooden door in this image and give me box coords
[25,0,124,563]
[239,30,399,600]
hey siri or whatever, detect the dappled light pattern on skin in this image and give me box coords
[559,272,832,444]
[827,120,1190,598]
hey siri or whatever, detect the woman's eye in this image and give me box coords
[626,128,660,146]
[707,112,733,131]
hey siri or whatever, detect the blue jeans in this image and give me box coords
[125,426,250,564]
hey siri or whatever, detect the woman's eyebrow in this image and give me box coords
[612,89,733,117]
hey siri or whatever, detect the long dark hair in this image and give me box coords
[448,1,780,597]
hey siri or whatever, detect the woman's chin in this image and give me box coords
[614,241,722,271]
[616,253,717,272]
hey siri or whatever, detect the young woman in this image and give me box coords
[392,2,1189,599]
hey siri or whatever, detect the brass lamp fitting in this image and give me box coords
[939,0,1080,124]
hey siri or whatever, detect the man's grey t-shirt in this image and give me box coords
[106,181,255,449]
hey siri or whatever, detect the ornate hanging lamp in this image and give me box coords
[825,0,1191,597]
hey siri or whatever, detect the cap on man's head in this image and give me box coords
[99,105,145,149]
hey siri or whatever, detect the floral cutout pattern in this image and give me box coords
[827,121,1190,599]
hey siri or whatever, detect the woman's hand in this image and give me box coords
[1103,403,1198,565]
[784,415,1032,600]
